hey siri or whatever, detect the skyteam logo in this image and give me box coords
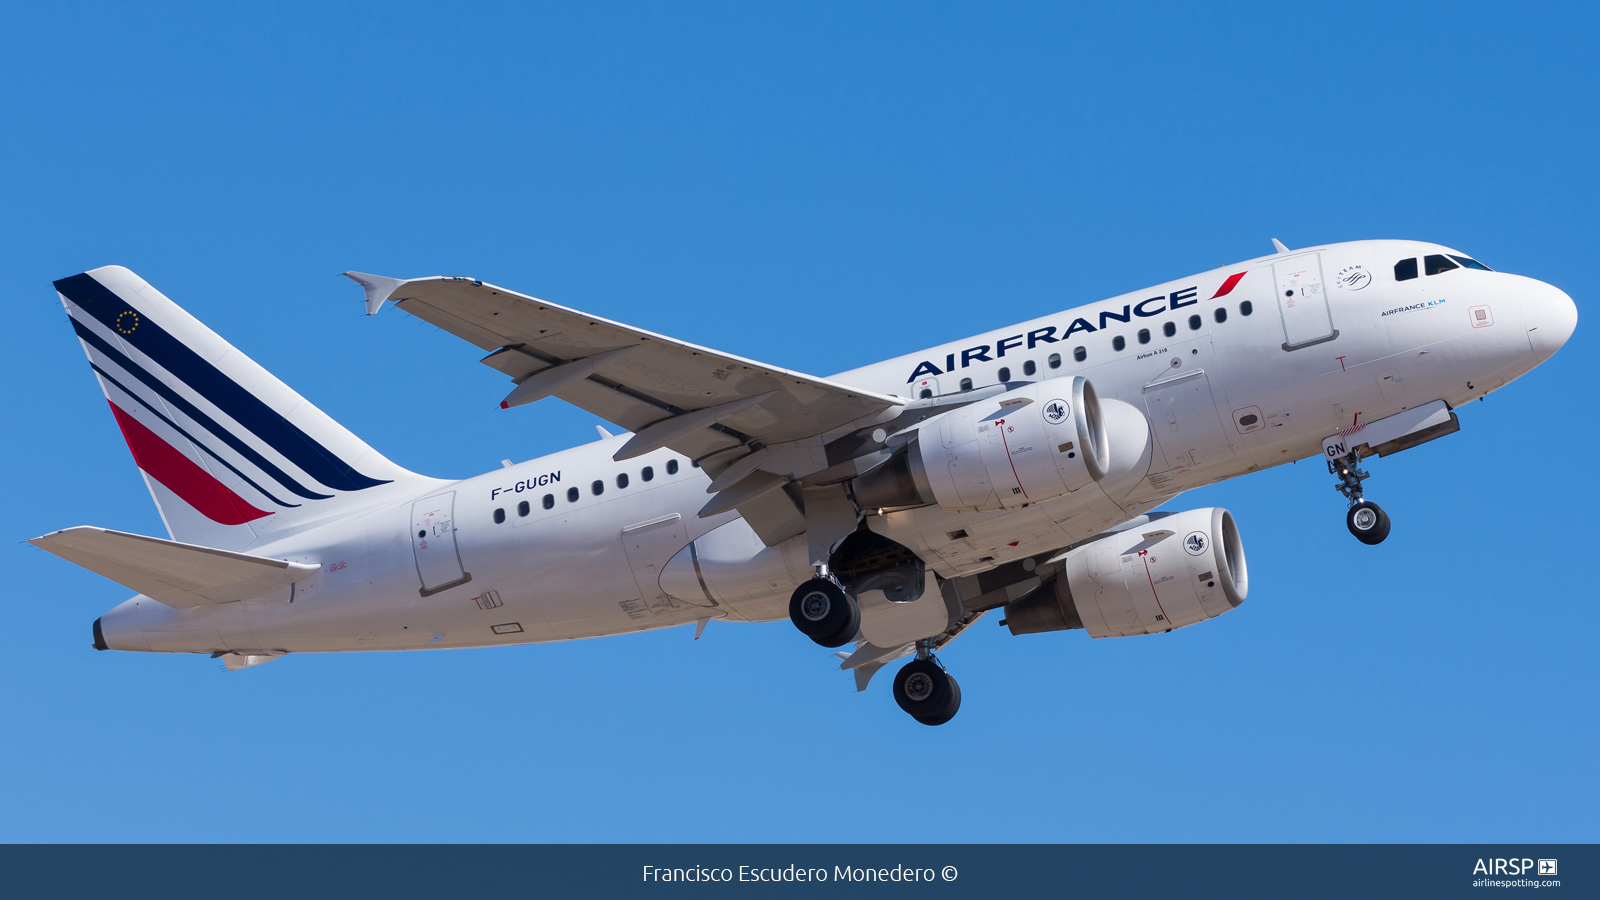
[1183,531,1209,555]
[1335,265,1371,290]
[1042,399,1070,425]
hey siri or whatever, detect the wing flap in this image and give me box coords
[31,526,319,608]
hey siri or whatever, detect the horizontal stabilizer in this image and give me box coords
[30,526,320,608]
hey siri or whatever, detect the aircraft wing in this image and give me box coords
[31,526,320,609]
[346,272,907,544]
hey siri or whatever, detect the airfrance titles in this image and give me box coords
[904,286,1200,382]
[1381,298,1448,317]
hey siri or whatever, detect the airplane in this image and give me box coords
[30,239,1576,725]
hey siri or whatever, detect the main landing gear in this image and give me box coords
[893,643,961,726]
[789,576,963,726]
[1330,450,1391,545]
[789,576,860,648]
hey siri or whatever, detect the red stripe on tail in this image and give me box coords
[108,402,271,525]
[1210,271,1247,299]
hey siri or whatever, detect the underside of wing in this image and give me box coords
[347,272,909,544]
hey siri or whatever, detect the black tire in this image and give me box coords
[789,579,858,648]
[1347,500,1391,545]
[894,658,954,721]
[914,674,962,726]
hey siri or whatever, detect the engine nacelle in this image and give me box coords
[1004,507,1247,638]
[856,377,1117,513]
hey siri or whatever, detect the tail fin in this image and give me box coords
[55,265,436,551]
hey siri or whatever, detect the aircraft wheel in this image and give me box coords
[789,578,859,648]
[1347,500,1391,545]
[915,674,961,726]
[894,658,961,725]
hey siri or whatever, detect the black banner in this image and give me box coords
[2,844,1591,898]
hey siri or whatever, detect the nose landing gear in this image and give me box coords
[1330,450,1391,545]
[892,643,962,726]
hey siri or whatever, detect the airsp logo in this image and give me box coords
[1183,531,1209,555]
[1042,400,1070,425]
[1335,265,1371,290]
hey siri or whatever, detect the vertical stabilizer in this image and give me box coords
[55,266,440,551]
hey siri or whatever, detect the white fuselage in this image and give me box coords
[97,239,1575,655]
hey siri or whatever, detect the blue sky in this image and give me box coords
[2,2,1594,842]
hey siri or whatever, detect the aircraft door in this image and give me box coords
[411,492,471,595]
[1273,253,1339,350]
[621,513,697,616]
[910,376,940,400]
[1143,371,1235,473]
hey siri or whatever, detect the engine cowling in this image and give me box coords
[855,377,1118,513]
[1004,507,1248,638]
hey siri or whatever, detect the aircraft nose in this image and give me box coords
[1525,280,1578,363]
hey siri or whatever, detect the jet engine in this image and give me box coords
[1004,507,1247,638]
[855,377,1145,513]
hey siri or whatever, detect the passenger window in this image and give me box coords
[641,466,654,482]
[919,388,932,399]
[1214,307,1228,324]
[542,493,554,509]
[517,500,529,517]
[1240,300,1253,316]
[666,459,679,475]
[1394,258,1419,281]
[493,508,505,524]
[1072,346,1086,363]
[1049,352,1062,368]
[959,377,973,391]
[1449,254,1492,271]
[1162,321,1176,338]
[591,479,604,496]
[1023,359,1036,376]
[1112,335,1126,351]
[567,487,579,502]
[1137,328,1151,345]
[617,473,629,489]
[1425,254,1459,276]
[997,366,1010,382]
[1189,314,1202,330]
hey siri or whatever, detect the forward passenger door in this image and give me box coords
[1273,253,1339,350]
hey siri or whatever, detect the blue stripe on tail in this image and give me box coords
[57,273,389,493]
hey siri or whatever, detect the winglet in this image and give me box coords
[1271,238,1291,254]
[342,271,408,316]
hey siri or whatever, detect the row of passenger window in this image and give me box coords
[1394,254,1491,281]
[922,300,1255,396]
[492,458,684,523]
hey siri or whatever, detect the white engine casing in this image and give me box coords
[1007,507,1247,638]
[916,377,1110,512]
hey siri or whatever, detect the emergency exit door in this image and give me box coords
[1273,253,1339,350]
[411,492,471,596]
[621,513,691,615]
[1143,370,1235,473]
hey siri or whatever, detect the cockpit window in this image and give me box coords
[1394,258,1418,281]
[1449,254,1492,271]
[1424,254,1459,276]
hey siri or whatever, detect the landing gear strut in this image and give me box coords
[789,575,860,648]
[1330,450,1391,545]
[892,642,961,726]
